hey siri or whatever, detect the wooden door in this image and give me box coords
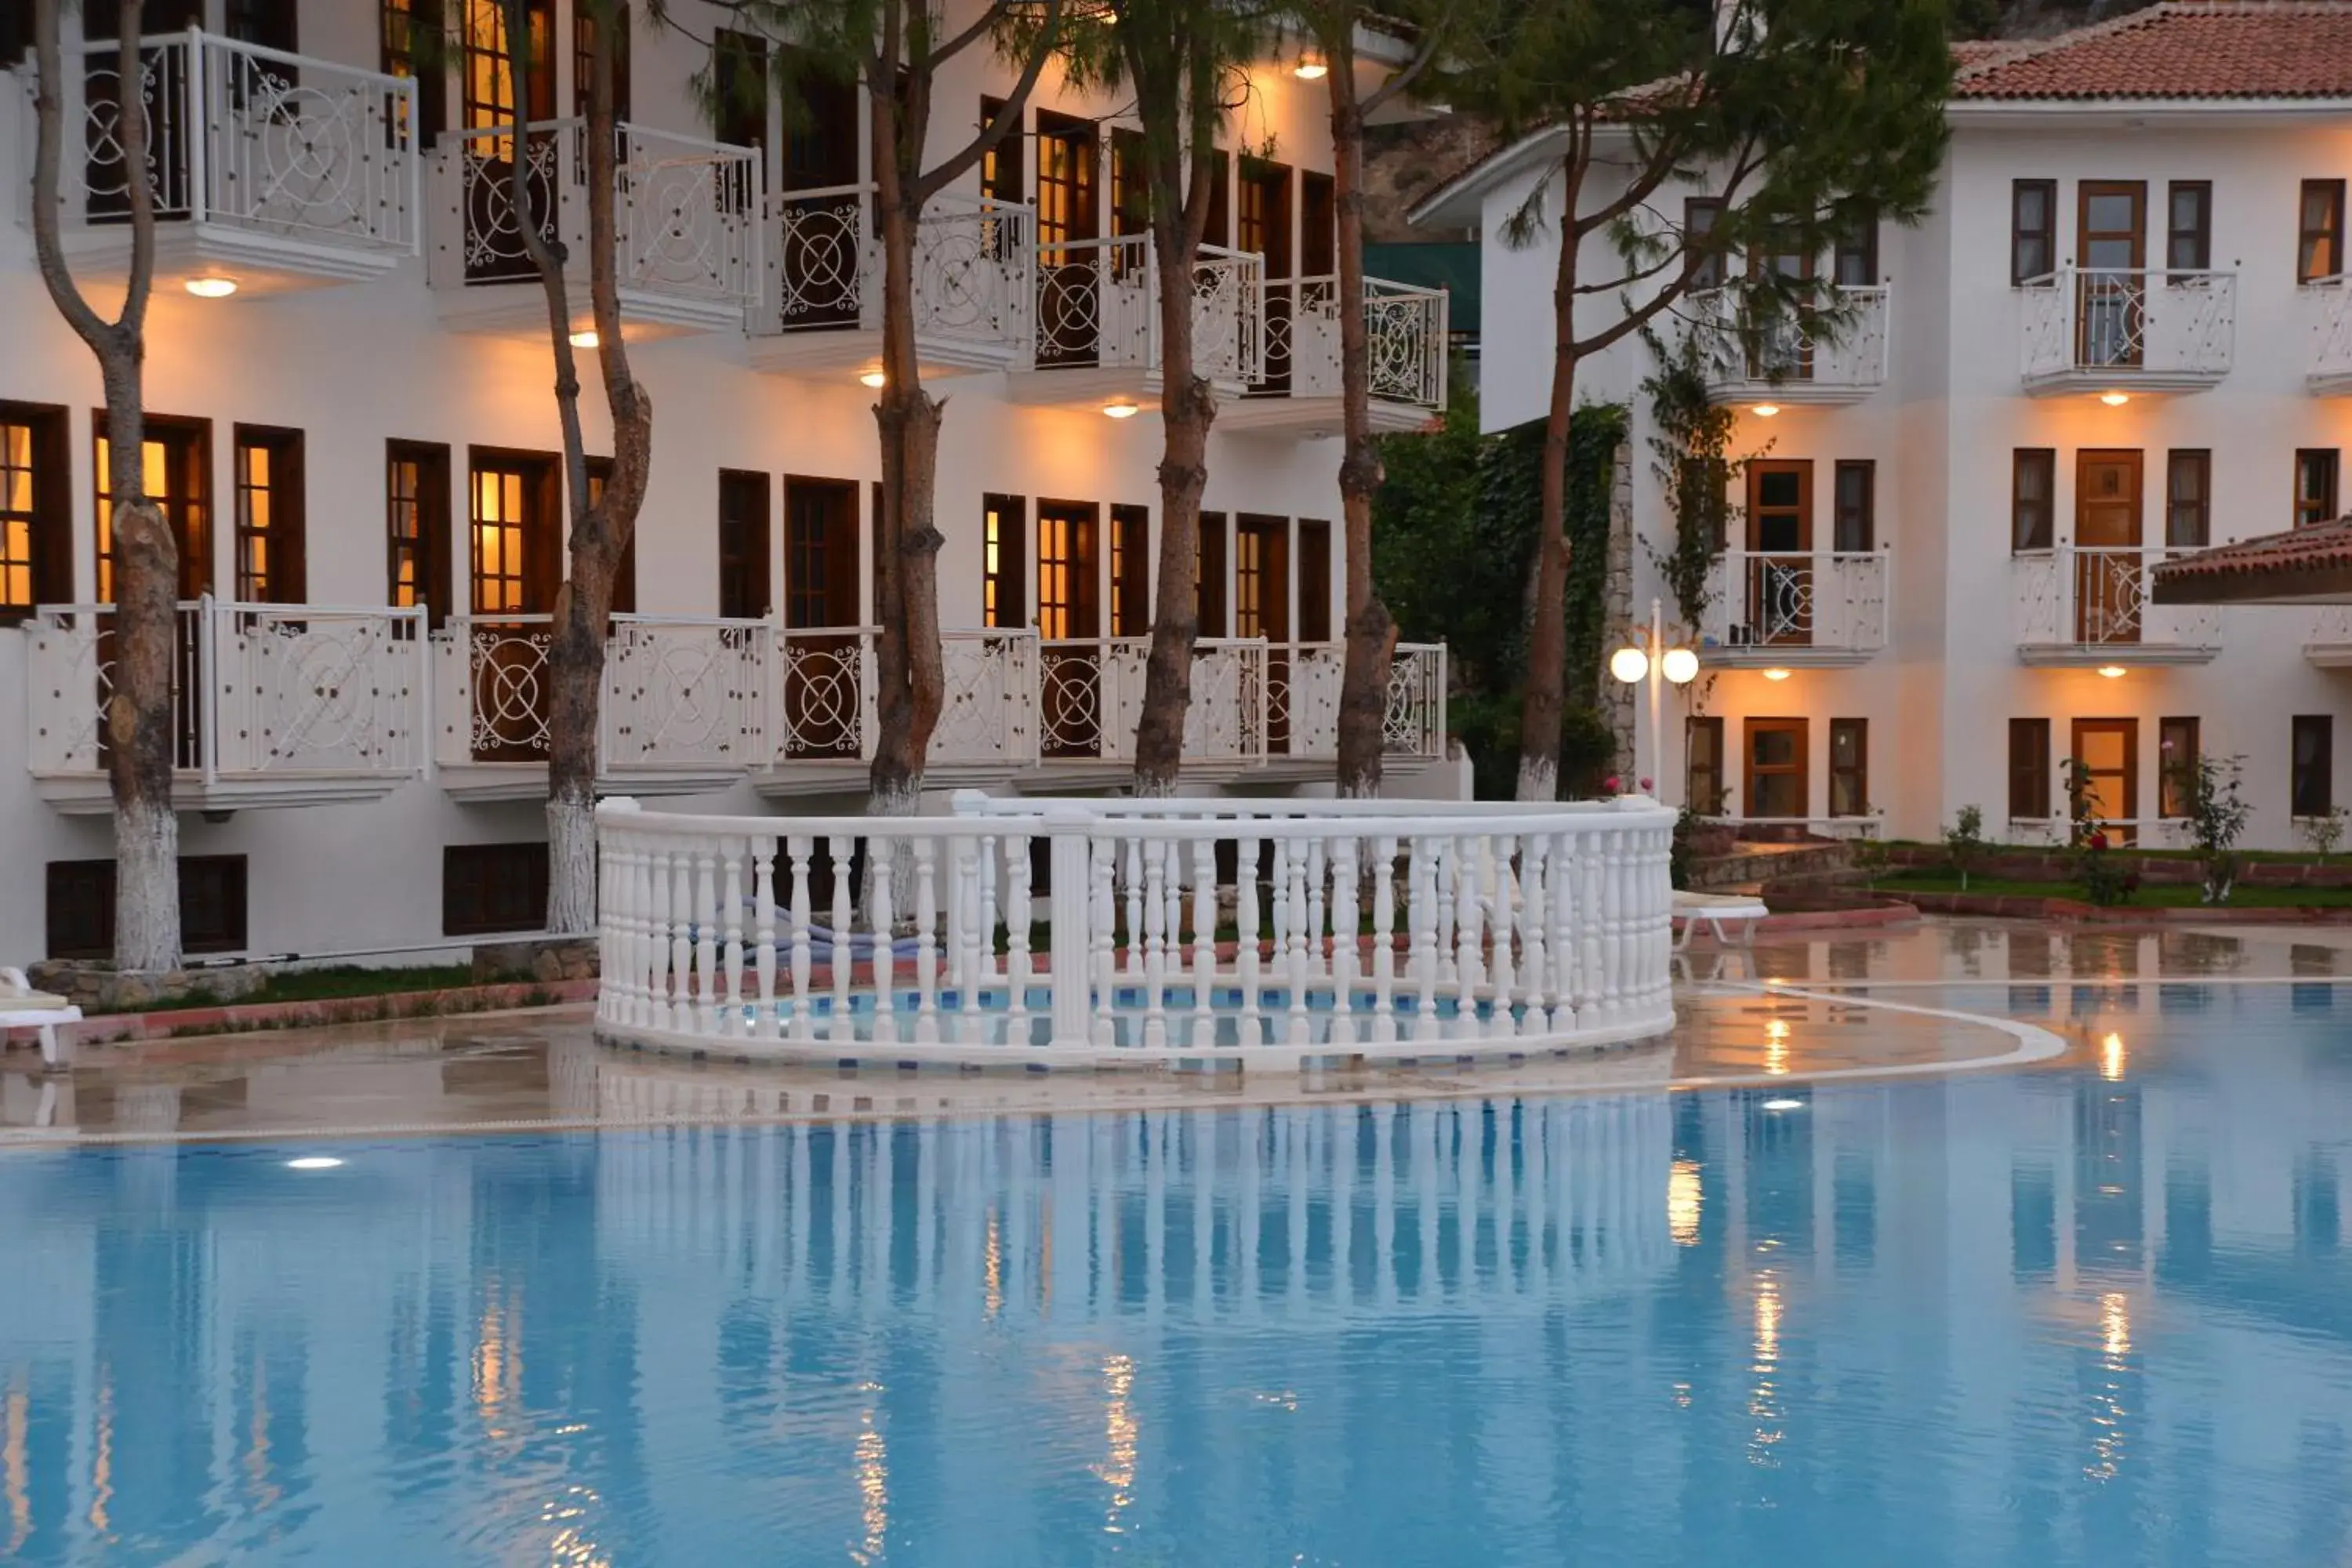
[1236,515,1290,750]
[1035,112,1102,367]
[1241,161,1296,394]
[466,450,560,762]
[2074,450,2144,644]
[95,416,210,769]
[782,477,861,757]
[2071,718,2140,843]
[1744,717,1809,821]
[1744,460,1814,646]
[1747,237,1814,379]
[778,45,862,328]
[1038,500,1104,757]
[459,0,557,284]
[2077,182,2147,368]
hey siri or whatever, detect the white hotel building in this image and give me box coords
[1419,0,2352,851]
[0,1,1455,967]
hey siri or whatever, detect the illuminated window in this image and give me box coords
[1110,504,1149,637]
[982,493,1026,629]
[95,416,210,604]
[1035,499,1098,641]
[234,426,303,604]
[387,440,450,622]
[470,465,528,613]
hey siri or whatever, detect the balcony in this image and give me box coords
[426,120,758,339]
[24,599,426,813]
[1697,549,1890,668]
[2020,267,2235,397]
[1260,641,1450,759]
[2305,608,2352,668]
[2013,547,2221,666]
[1218,277,1450,437]
[2306,275,2352,395]
[746,187,1034,380]
[36,29,419,296]
[1002,236,1266,411]
[1694,285,1889,408]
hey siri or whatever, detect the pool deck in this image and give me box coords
[4,916,2343,1144]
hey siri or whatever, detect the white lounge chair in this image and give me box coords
[0,967,83,1070]
[1671,891,1770,952]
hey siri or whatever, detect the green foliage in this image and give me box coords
[2166,753,2252,905]
[2301,807,2350,859]
[1642,329,1744,626]
[1374,363,1626,797]
[1943,804,1985,891]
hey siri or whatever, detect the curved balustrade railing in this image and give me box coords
[593,794,1676,1067]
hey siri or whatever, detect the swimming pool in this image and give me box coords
[3,978,2349,1565]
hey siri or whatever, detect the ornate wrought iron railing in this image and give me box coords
[1692,284,1889,394]
[1031,234,1265,383]
[1699,549,1890,655]
[762,183,1035,348]
[2011,546,2223,649]
[1255,275,1449,408]
[2020,267,2235,384]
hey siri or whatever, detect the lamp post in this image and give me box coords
[1610,597,1700,804]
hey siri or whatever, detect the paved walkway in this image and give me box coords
[4,917,2341,1144]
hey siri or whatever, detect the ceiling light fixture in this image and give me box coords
[1292,59,1329,79]
[568,328,600,349]
[184,276,238,299]
[1751,402,1780,418]
[1762,667,1791,681]
[2096,664,2128,679]
[1103,398,1141,419]
[860,369,887,388]
[2100,390,2129,407]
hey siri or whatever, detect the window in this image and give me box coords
[1035,499,1100,640]
[1196,512,1229,637]
[2158,716,2200,818]
[443,842,550,937]
[462,0,554,131]
[1203,150,1232,249]
[2301,179,2347,284]
[1296,519,1331,642]
[387,440,452,625]
[2166,180,2211,273]
[782,477,858,629]
[572,1,630,122]
[1828,719,1868,818]
[717,469,771,620]
[577,456,633,615]
[2012,180,2056,285]
[1832,461,1875,553]
[1109,127,1147,237]
[1111,504,1150,637]
[1301,172,1336,277]
[982,492,1025,629]
[96,413,212,602]
[469,456,543,614]
[0,403,69,619]
[1036,111,1099,245]
[2294,715,2336,818]
[1686,717,1726,815]
[713,30,769,176]
[1744,718,1809,820]
[2009,718,2052,822]
[980,96,1022,204]
[226,0,297,52]
[381,0,448,147]
[1833,212,1878,287]
[1686,198,1726,289]
[46,855,249,960]
[2011,448,2055,553]
[2297,449,2340,528]
[233,425,305,604]
[2165,449,2210,549]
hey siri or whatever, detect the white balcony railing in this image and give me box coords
[2307,274,2352,393]
[27,598,426,781]
[2012,546,2222,659]
[45,28,419,254]
[1031,234,1265,384]
[761,185,1034,353]
[1256,276,1449,410]
[2020,267,2235,390]
[1699,549,1889,662]
[1693,285,1889,401]
[1039,637,1269,764]
[429,119,758,308]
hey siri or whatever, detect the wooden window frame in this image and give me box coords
[1196,511,1229,639]
[2165,180,2211,274]
[2009,717,2052,822]
[782,475,860,630]
[2300,178,2347,285]
[1743,717,1809,822]
[982,492,1026,630]
[1832,460,1875,553]
[380,0,448,147]
[46,854,249,960]
[2158,716,2200,818]
[2165,448,2211,549]
[1686,716,1727,816]
[1828,717,1869,818]
[442,842,550,937]
[1295,518,1332,643]
[1686,198,1726,290]
[1110,503,1150,637]
[2011,179,2056,285]
[1833,212,1878,288]
[232,423,306,604]
[2294,714,2336,818]
[0,401,71,619]
[1034,498,1101,641]
[2012,448,2056,554]
[717,468,772,621]
[94,411,212,603]
[980,95,1023,205]
[2296,448,2340,529]
[1301,171,1336,278]
[466,446,561,617]
[570,0,630,123]
[387,439,452,627]
[1035,109,1099,246]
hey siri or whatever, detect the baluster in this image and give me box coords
[630,837,655,1031]
[956,836,984,1033]
[1305,837,1328,984]
[1236,834,1262,1047]
[1091,836,1118,1048]
[1330,833,1358,1044]
[914,838,939,1042]
[1268,833,1290,1015]
[1007,832,1033,1035]
[1489,833,1517,1037]
[1578,829,1606,1029]
[720,837,745,1039]
[669,847,694,1036]
[1453,833,1482,1041]
[872,839,898,1042]
[1142,836,1168,1049]
[1602,827,1627,1024]
[1410,836,1440,1043]
[1285,837,1311,1047]
[1518,833,1547,1039]
[1162,833,1184,1006]
[1191,836,1217,1044]
[829,833,855,1044]
[1436,840,1457,987]
[1552,828,1579,1033]
[1123,837,1145,981]
[1371,833,1397,1044]
[787,835,814,1043]
[750,834,777,1040]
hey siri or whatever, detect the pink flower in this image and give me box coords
[1602,775,1622,793]
[2089,831,2111,851]
[1639,777,1654,793]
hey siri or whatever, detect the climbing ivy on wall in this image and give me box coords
[1374,360,1629,799]
[1641,327,1749,630]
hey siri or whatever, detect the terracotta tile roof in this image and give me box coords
[1954,2,2352,102]
[2150,517,2352,603]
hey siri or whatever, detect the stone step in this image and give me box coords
[1682,838,1856,893]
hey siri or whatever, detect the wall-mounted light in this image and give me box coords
[568,328,600,349]
[1762,666,1791,681]
[1292,59,1329,79]
[860,369,887,389]
[1751,403,1781,418]
[2096,664,2127,679]
[1103,399,1141,419]
[184,276,238,299]
[2099,390,2130,407]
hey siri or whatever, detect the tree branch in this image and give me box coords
[913,0,1066,205]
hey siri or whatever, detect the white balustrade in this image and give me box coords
[1700,549,1889,655]
[768,625,875,762]
[594,793,1677,1065]
[1261,643,1448,759]
[2020,267,2235,387]
[1039,637,1268,762]
[1032,235,1266,383]
[602,615,764,769]
[2012,546,2222,652]
[763,184,1034,350]
[50,28,420,253]
[431,118,758,305]
[27,598,426,780]
[936,629,1038,766]
[1258,276,1449,409]
[1694,284,1889,397]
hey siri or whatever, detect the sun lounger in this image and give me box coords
[0,967,82,1070]
[1671,891,1770,951]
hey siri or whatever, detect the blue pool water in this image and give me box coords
[4,981,2350,1566]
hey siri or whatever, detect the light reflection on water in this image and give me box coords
[1,982,2349,1565]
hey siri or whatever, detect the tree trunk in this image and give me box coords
[29,0,179,969]
[1133,230,1214,796]
[1327,67,1394,801]
[1516,169,1584,804]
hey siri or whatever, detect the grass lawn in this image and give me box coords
[242,964,492,1007]
[1871,869,2352,909]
